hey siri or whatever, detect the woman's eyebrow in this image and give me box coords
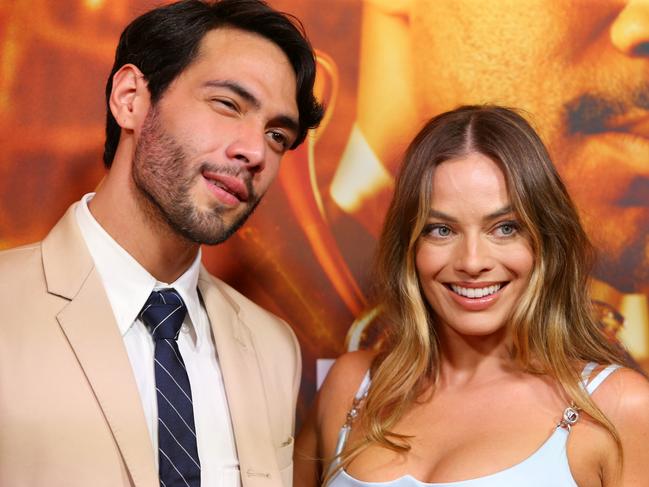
[426,205,514,223]
[485,205,514,220]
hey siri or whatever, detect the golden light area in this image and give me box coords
[84,0,105,11]
[0,0,647,416]
[330,125,393,213]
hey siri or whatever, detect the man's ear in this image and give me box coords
[109,64,150,130]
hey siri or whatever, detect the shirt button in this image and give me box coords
[181,324,189,333]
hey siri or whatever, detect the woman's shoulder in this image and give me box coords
[319,350,377,408]
[590,366,649,419]
[586,366,649,485]
[314,351,376,430]
[295,353,377,486]
[588,365,649,401]
[302,350,376,462]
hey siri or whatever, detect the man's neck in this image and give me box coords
[89,177,199,284]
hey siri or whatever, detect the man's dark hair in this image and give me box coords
[103,0,323,167]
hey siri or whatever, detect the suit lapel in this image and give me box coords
[43,206,158,487]
[198,270,281,487]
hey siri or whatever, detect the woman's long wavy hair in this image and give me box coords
[327,105,633,482]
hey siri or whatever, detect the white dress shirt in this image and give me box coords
[75,193,241,487]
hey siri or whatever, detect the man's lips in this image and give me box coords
[603,108,649,140]
[565,93,649,138]
[596,108,649,207]
[202,171,249,202]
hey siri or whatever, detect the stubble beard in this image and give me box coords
[594,235,649,294]
[564,82,649,292]
[131,107,261,246]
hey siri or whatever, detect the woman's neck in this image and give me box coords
[436,327,517,389]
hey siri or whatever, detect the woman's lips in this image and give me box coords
[450,283,503,298]
[445,282,508,311]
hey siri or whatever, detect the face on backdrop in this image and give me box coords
[416,153,534,344]
[132,27,299,245]
[406,0,649,293]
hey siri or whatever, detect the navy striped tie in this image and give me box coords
[140,289,201,487]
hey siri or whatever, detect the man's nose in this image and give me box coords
[226,122,266,172]
[611,0,649,56]
[453,236,494,277]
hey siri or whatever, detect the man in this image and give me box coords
[0,1,322,486]
[317,0,649,362]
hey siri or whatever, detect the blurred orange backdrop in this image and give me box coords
[1,0,648,424]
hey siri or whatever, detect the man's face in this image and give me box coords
[408,0,649,293]
[132,27,299,245]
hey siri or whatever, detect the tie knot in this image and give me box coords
[140,289,187,340]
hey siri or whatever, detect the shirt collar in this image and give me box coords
[75,193,203,338]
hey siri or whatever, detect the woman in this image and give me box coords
[295,106,649,486]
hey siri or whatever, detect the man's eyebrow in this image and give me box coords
[203,80,261,109]
[426,205,515,222]
[271,114,300,136]
[203,79,300,136]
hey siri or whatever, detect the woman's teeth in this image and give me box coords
[450,284,502,298]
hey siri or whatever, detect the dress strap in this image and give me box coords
[332,370,371,458]
[580,362,598,384]
[559,362,621,432]
[354,370,372,400]
[584,364,621,395]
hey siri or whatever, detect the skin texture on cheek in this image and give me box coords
[132,106,261,246]
[125,27,300,247]
[415,155,534,339]
[409,1,565,118]
[406,0,649,293]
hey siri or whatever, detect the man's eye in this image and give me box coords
[268,130,288,148]
[213,98,237,111]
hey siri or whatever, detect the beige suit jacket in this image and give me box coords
[0,205,300,487]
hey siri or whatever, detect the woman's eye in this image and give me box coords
[423,224,453,238]
[495,221,519,237]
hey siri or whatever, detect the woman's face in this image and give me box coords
[415,152,534,341]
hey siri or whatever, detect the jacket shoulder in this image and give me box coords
[0,242,45,292]
[0,242,42,270]
[200,270,302,438]
[201,270,299,350]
